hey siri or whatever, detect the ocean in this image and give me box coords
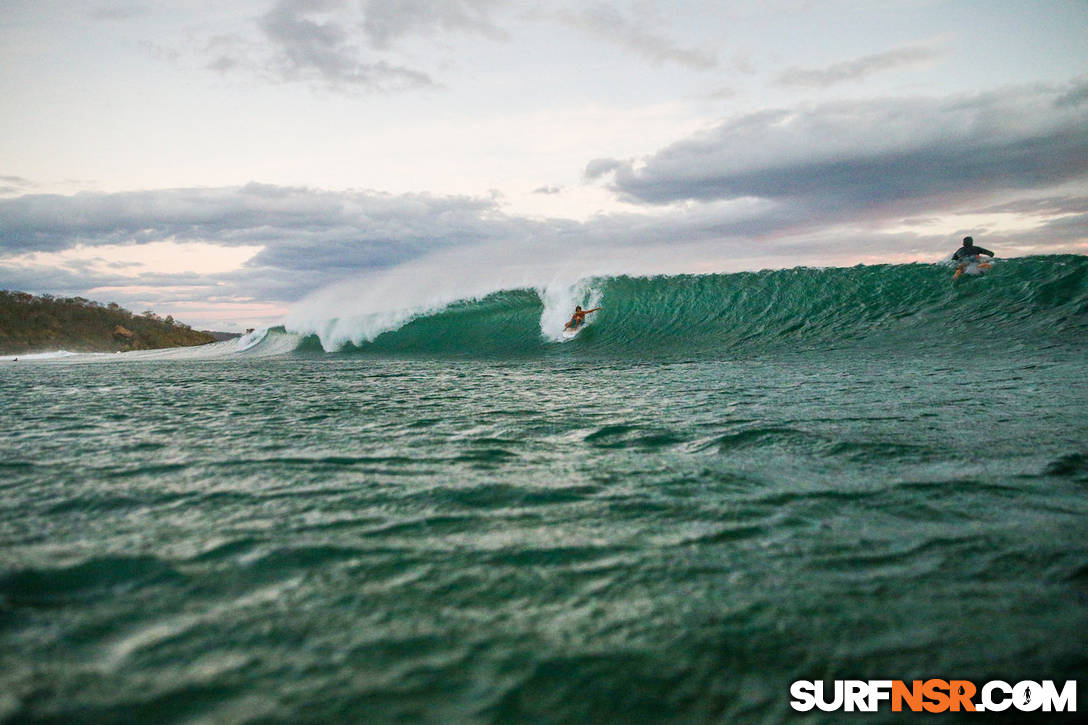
[2,256,1086,723]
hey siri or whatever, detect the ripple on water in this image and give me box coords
[583,424,687,449]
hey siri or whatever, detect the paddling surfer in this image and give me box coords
[952,236,994,280]
[564,305,601,330]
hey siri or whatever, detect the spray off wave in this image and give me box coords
[280,255,1086,358]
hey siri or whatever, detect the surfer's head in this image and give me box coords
[575,306,582,311]
[963,236,974,246]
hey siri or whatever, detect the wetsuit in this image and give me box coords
[952,245,993,261]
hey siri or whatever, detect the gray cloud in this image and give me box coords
[777,44,939,88]
[1055,75,1088,108]
[89,2,146,21]
[973,195,1088,217]
[541,3,716,70]
[706,86,737,101]
[360,0,507,50]
[0,175,34,198]
[584,158,625,180]
[139,40,183,65]
[0,184,538,308]
[207,55,238,73]
[591,83,1088,223]
[0,184,508,264]
[0,175,34,189]
[258,0,435,92]
[174,1,717,96]
[192,0,511,95]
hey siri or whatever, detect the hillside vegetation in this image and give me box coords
[0,291,217,354]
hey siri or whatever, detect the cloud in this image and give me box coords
[133,38,183,66]
[540,2,716,70]
[591,82,1088,223]
[0,175,35,197]
[0,245,235,308]
[258,0,435,92]
[206,53,239,73]
[89,2,147,21]
[584,158,625,180]
[973,195,1088,217]
[359,0,507,50]
[171,1,715,96]
[0,184,526,303]
[1055,75,1088,108]
[776,44,939,87]
[189,0,509,94]
[706,86,737,101]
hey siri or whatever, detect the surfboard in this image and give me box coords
[953,259,991,280]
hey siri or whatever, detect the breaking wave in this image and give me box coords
[281,255,1086,358]
[15,256,1084,362]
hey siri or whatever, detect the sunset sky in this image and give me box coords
[2,0,1086,330]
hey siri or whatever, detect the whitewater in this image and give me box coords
[2,256,1086,723]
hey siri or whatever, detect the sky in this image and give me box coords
[1,0,1086,331]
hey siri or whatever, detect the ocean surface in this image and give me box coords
[2,256,1086,723]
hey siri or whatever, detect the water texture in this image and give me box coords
[1,258,1086,724]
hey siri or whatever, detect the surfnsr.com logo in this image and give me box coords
[790,679,1077,713]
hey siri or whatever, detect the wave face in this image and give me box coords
[296,255,1087,358]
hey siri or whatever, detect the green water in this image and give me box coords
[1,258,1087,723]
[2,349,1086,723]
[316,255,1088,357]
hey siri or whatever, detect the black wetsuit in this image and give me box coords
[952,245,993,261]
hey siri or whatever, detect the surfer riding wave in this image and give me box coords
[565,305,601,330]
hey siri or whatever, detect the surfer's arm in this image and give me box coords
[976,247,994,257]
[585,307,601,314]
